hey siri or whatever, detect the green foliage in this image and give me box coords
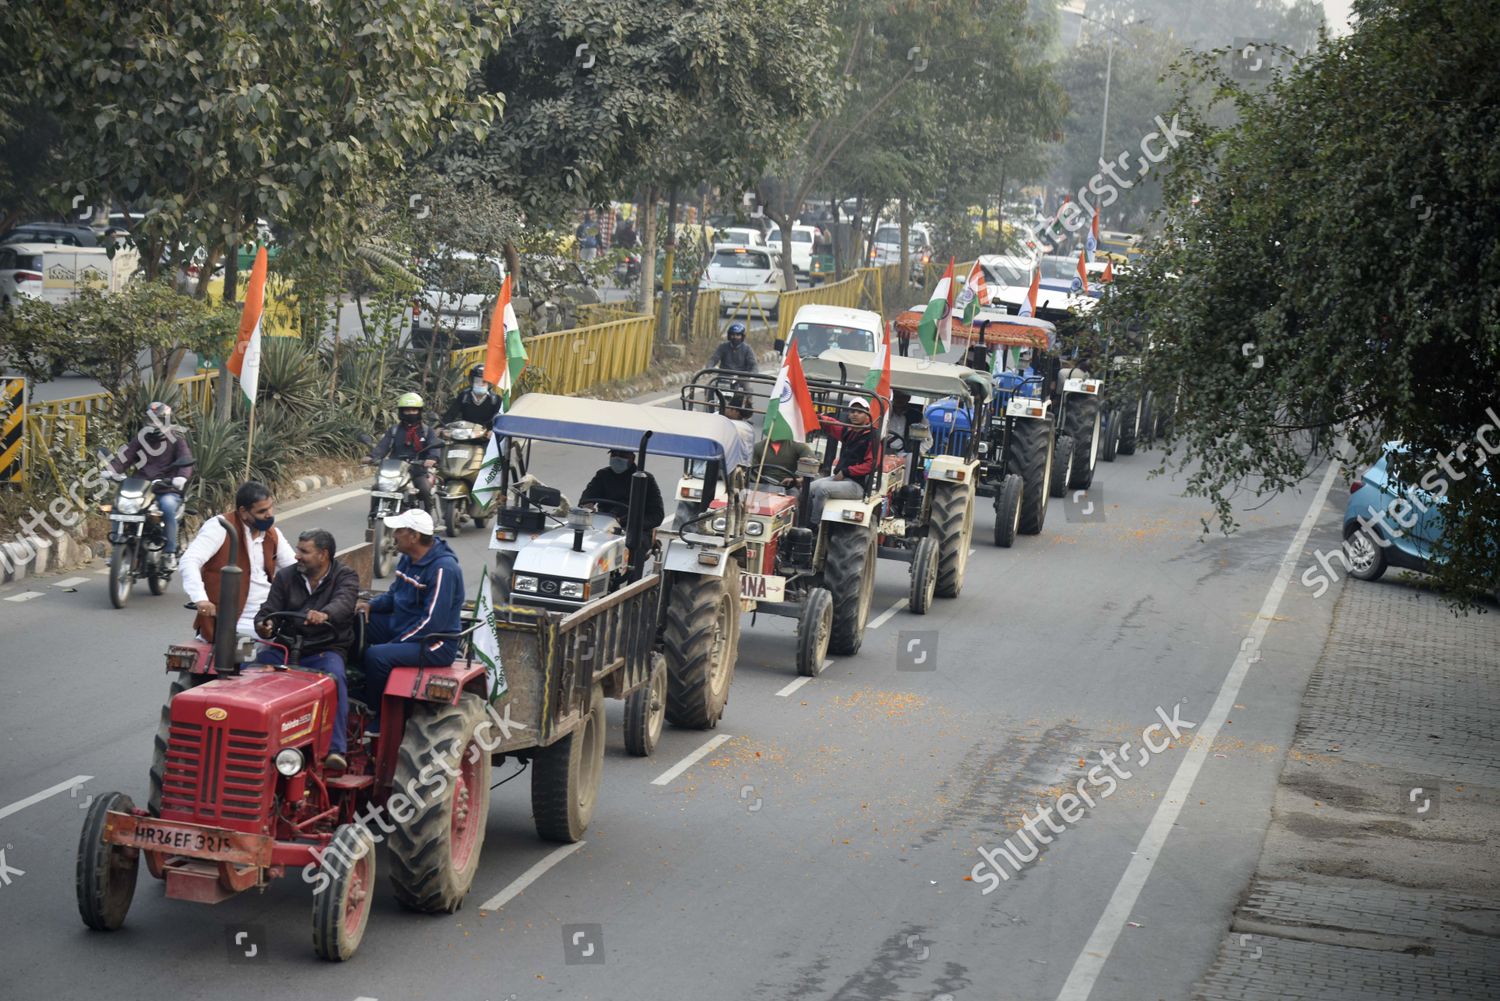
[1101,0,1500,603]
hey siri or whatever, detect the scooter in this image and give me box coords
[436,420,488,538]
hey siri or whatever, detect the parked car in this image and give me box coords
[0,244,46,309]
[0,222,100,248]
[767,223,818,275]
[700,244,788,318]
[410,252,505,349]
[1342,445,1451,582]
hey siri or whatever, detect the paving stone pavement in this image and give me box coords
[1192,578,1500,1000]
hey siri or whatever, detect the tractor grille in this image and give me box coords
[161,721,271,828]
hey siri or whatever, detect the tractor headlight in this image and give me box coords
[746,520,765,537]
[513,575,538,593]
[711,516,728,532]
[559,580,585,599]
[274,748,304,777]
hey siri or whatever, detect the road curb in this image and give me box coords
[287,463,366,498]
[0,530,93,585]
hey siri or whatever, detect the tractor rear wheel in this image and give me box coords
[908,538,939,614]
[931,482,974,598]
[663,567,741,728]
[825,525,877,655]
[76,791,139,931]
[388,692,491,911]
[108,542,135,609]
[1117,397,1141,455]
[624,653,667,757]
[1049,434,1076,498]
[1008,417,1053,535]
[795,587,833,676]
[531,685,605,842]
[1100,404,1121,462]
[312,823,375,961]
[1065,396,1101,490]
[149,674,206,815]
[992,474,1023,548]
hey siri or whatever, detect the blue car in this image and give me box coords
[1341,444,1450,581]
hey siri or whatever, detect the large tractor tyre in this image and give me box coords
[1117,397,1141,456]
[1049,435,1076,499]
[312,824,375,961]
[1139,393,1157,450]
[108,542,135,609]
[1008,418,1053,536]
[825,525,877,656]
[531,686,605,843]
[388,693,492,912]
[663,567,741,729]
[1100,405,1121,462]
[76,791,140,931]
[908,538,939,615]
[624,653,667,757]
[992,474,1024,548]
[931,482,974,599]
[1065,396,1101,490]
[795,587,833,676]
[372,520,395,579]
[149,674,207,815]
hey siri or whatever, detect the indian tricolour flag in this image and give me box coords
[1086,209,1100,263]
[917,257,956,357]
[1018,267,1040,318]
[471,567,509,703]
[764,342,818,443]
[862,321,892,422]
[956,261,988,324]
[485,274,528,405]
[226,246,268,404]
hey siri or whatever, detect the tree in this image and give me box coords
[1099,0,1500,604]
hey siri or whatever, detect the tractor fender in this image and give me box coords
[925,455,979,485]
[822,497,880,528]
[662,542,745,577]
[384,661,489,705]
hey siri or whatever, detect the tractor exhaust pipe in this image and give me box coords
[214,516,242,675]
[624,432,653,582]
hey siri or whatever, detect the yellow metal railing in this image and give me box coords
[451,314,656,397]
[774,273,864,342]
[203,274,301,337]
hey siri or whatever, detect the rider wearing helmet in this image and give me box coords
[368,392,440,506]
[107,401,194,569]
[707,322,757,374]
[442,363,502,429]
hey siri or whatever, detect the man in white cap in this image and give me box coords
[355,508,465,734]
[808,396,877,522]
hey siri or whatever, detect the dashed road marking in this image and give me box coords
[776,674,818,697]
[0,775,94,822]
[4,591,43,602]
[867,598,907,630]
[53,577,89,588]
[651,734,733,786]
[478,842,586,912]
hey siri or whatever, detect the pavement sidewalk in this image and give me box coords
[1193,578,1500,1000]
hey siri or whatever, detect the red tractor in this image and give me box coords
[76,535,492,961]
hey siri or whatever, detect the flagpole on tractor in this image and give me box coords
[244,400,256,480]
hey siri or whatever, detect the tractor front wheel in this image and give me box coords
[1008,417,1053,535]
[1100,405,1121,462]
[532,686,605,842]
[993,474,1023,548]
[795,587,833,676]
[825,525,877,655]
[1065,397,1101,490]
[312,823,375,961]
[663,567,741,728]
[388,693,492,912]
[1049,435,1076,498]
[909,538,939,614]
[931,482,974,598]
[76,791,139,931]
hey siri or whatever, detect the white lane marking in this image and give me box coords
[776,675,814,697]
[0,775,94,822]
[478,841,586,912]
[968,547,977,556]
[4,591,43,602]
[867,598,907,630]
[54,577,89,588]
[1055,459,1341,1001]
[651,733,733,786]
[277,488,367,521]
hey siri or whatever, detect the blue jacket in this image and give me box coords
[370,538,464,659]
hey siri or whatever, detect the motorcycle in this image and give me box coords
[614,250,642,288]
[436,420,489,538]
[359,442,436,579]
[101,457,192,609]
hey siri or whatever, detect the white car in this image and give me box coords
[411,251,505,348]
[701,244,788,317]
[0,244,47,309]
[719,227,767,248]
[777,303,885,359]
[767,223,818,274]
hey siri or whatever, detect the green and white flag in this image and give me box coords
[472,567,509,703]
[471,431,504,513]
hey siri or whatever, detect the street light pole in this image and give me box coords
[1100,34,1115,163]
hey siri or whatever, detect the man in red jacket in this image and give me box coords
[808,397,876,523]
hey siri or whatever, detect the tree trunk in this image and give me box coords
[193,245,223,301]
[502,239,521,298]
[865,205,884,283]
[636,186,658,315]
[225,238,241,306]
[656,188,679,344]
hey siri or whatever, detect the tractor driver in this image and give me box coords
[582,450,665,532]
[808,397,876,523]
[751,435,814,489]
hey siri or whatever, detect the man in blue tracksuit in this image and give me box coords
[357,508,464,735]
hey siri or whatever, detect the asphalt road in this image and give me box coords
[0,381,1350,1001]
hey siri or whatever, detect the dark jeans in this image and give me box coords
[255,647,348,754]
[361,614,456,733]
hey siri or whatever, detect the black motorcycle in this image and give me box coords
[103,458,192,609]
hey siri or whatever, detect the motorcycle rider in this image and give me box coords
[442,364,502,430]
[708,322,757,374]
[106,402,194,570]
[367,392,439,508]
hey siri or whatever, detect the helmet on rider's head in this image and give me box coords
[467,363,490,395]
[726,322,746,341]
[468,364,486,381]
[144,401,172,440]
[396,391,424,426]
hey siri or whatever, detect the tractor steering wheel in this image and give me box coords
[581,497,631,520]
[884,431,909,454]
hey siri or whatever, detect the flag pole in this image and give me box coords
[244,399,256,479]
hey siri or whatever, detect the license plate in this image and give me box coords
[103,812,273,867]
[458,315,480,330]
[740,573,786,602]
[111,514,145,523]
[370,490,403,500]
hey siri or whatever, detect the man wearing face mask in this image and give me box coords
[442,364,502,429]
[582,450,665,531]
[253,529,360,770]
[367,392,440,508]
[181,481,296,641]
[106,401,194,570]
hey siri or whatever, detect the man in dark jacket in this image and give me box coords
[707,322,757,373]
[581,450,665,531]
[253,528,359,768]
[808,397,876,522]
[442,364,502,429]
[356,509,464,736]
[107,401,194,567]
[368,391,440,507]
